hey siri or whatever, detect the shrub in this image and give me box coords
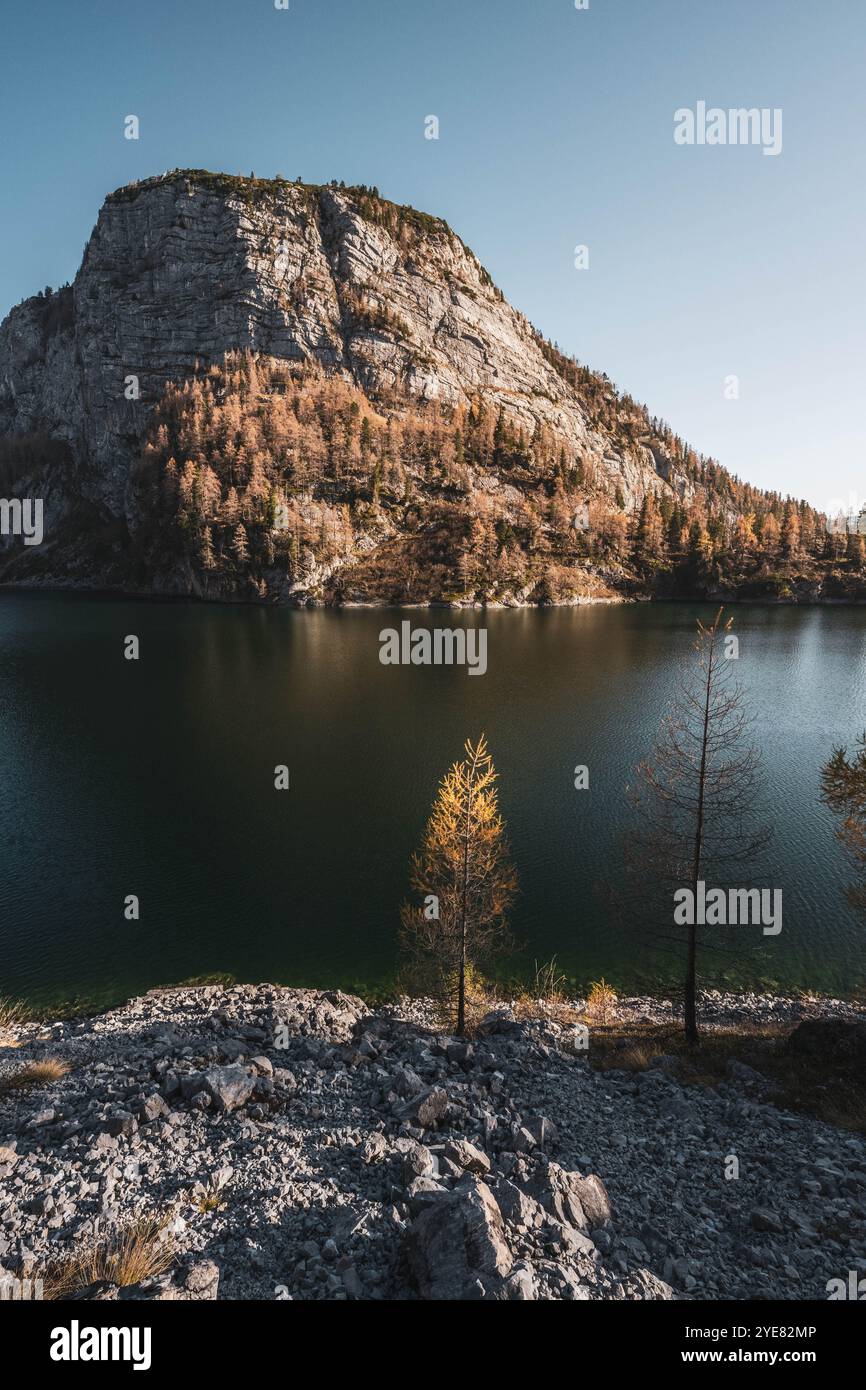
[586,977,618,1024]
[0,997,31,1044]
[0,1058,69,1094]
[41,1216,174,1300]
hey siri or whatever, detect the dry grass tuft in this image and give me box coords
[41,1216,175,1300]
[511,957,582,1025]
[585,977,618,1024]
[512,996,583,1025]
[593,1042,663,1073]
[532,956,569,1004]
[0,1057,70,1095]
[0,997,31,1045]
[195,1192,225,1214]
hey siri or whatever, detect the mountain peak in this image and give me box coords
[105,167,459,238]
[0,176,837,605]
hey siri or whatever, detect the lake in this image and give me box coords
[1,594,865,1009]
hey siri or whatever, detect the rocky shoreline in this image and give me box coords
[1,983,865,1302]
[0,578,630,609]
[3,579,866,609]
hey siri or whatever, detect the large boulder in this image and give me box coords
[193,1067,254,1112]
[443,1139,491,1176]
[396,1085,448,1129]
[402,1142,438,1181]
[525,1163,611,1230]
[476,1008,523,1038]
[570,1172,613,1228]
[406,1176,513,1299]
[494,1179,546,1232]
[616,1268,675,1300]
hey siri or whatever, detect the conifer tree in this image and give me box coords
[231,522,249,565]
[623,610,769,1043]
[400,735,517,1034]
[821,735,866,914]
[199,525,216,571]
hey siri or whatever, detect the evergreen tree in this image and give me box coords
[822,735,866,915]
[847,532,865,572]
[199,525,216,571]
[231,522,249,565]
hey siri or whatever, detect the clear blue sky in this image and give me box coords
[2,0,863,511]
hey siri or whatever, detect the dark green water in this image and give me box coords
[1,594,864,1007]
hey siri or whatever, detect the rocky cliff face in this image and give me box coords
[0,171,776,601]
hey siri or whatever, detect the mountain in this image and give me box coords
[0,170,853,604]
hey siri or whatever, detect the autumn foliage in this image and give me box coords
[400,735,517,1034]
[129,348,848,605]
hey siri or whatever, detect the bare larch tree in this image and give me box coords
[624,609,769,1043]
[821,733,866,915]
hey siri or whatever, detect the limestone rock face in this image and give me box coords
[0,170,689,594]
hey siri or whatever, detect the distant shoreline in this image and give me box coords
[3,583,866,611]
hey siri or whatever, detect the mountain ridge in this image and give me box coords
[0,170,856,604]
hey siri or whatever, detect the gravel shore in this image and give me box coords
[1,984,864,1301]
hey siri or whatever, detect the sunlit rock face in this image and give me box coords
[0,171,687,595]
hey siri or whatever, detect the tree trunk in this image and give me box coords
[684,920,698,1046]
[686,620,717,1045]
[453,745,480,1039]
[456,918,466,1036]
[456,760,474,1037]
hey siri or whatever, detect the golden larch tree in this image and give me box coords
[400,734,517,1034]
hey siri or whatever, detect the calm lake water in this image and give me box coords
[1,594,865,1008]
